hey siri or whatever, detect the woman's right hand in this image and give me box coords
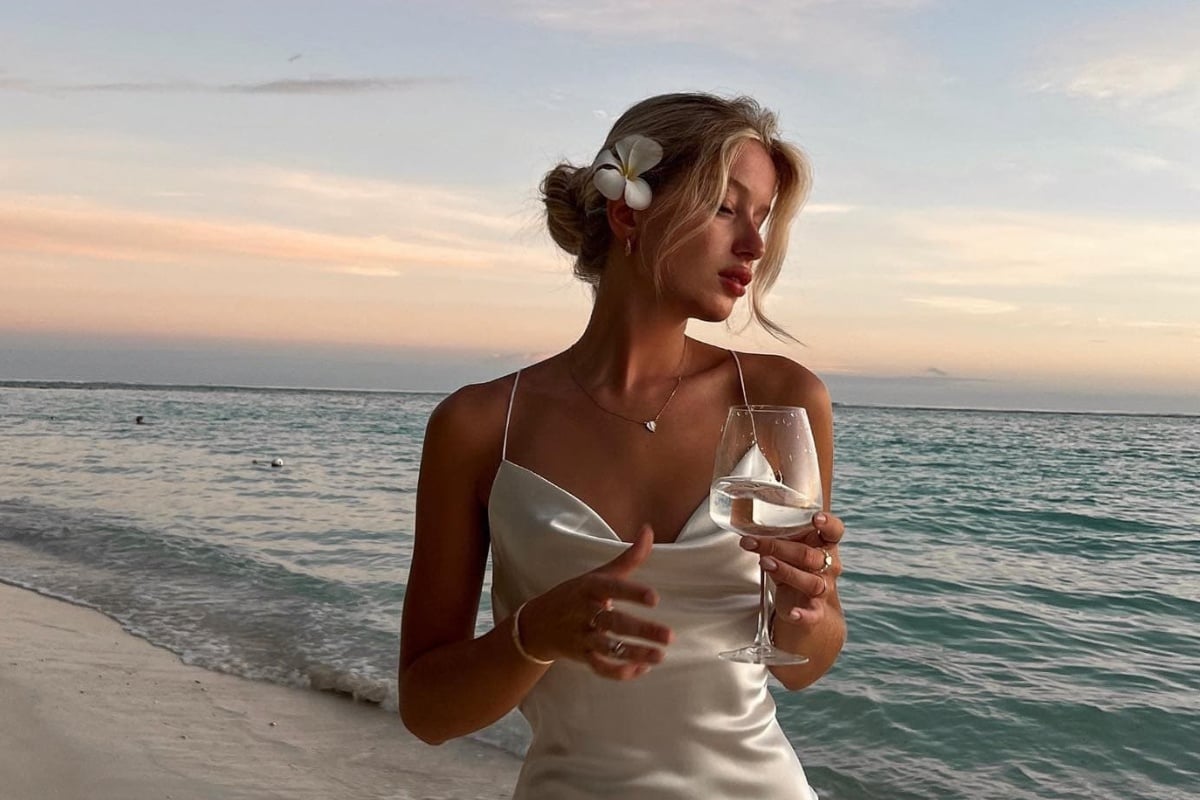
[517,524,673,680]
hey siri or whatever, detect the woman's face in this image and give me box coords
[647,139,778,323]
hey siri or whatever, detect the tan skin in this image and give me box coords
[399,140,846,746]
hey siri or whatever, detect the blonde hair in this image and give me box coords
[541,93,812,340]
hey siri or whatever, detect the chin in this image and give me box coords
[672,292,737,324]
[698,311,732,324]
[693,302,736,324]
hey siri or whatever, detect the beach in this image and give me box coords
[0,582,518,800]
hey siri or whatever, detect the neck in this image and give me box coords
[571,275,689,392]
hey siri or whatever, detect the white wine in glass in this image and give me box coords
[710,405,823,665]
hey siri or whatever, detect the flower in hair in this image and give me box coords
[592,134,663,211]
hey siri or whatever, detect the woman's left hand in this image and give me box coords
[739,511,845,627]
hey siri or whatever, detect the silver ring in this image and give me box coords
[609,639,626,658]
[817,548,833,575]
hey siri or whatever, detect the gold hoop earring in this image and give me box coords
[624,238,633,257]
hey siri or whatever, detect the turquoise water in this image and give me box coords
[1,383,1196,799]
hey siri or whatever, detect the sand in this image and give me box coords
[0,582,519,800]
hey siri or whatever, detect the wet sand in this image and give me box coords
[0,582,519,800]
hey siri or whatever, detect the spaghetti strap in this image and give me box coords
[502,371,521,461]
[730,351,750,407]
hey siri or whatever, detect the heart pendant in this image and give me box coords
[645,420,657,433]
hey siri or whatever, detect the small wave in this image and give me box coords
[306,663,393,706]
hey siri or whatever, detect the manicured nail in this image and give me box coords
[789,609,802,621]
[760,556,778,571]
[813,512,827,525]
[741,537,759,551]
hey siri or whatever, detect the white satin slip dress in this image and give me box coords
[488,353,818,800]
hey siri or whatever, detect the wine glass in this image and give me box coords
[710,405,823,665]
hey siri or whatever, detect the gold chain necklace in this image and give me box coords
[567,341,688,433]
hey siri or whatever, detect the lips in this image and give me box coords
[719,266,752,297]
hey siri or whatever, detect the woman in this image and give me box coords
[399,93,846,799]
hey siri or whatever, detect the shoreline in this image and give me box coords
[0,582,519,800]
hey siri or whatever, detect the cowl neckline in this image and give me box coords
[492,459,726,547]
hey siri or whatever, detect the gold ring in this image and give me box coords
[817,548,833,575]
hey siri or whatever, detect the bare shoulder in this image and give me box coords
[429,376,513,434]
[734,351,830,411]
[422,375,517,486]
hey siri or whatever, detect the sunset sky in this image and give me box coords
[2,1,1197,413]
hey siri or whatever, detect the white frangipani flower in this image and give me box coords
[592,134,663,211]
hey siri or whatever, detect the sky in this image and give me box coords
[1,0,1197,413]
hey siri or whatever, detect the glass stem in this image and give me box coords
[755,567,773,649]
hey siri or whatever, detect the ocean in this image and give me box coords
[1,382,1196,800]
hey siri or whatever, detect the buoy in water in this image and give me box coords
[271,458,283,468]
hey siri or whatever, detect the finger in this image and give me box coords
[759,555,827,598]
[586,575,658,607]
[584,647,659,680]
[584,638,660,672]
[748,537,829,574]
[585,650,651,681]
[597,524,655,578]
[586,600,613,631]
[589,635,665,665]
[781,600,826,627]
[603,610,674,645]
[812,512,845,545]
[779,577,834,625]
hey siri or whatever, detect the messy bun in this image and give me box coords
[540,164,612,285]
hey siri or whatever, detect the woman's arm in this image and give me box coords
[398,384,672,744]
[398,386,552,744]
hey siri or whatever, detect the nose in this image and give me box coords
[735,223,765,262]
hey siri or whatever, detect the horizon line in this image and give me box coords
[2,379,1195,420]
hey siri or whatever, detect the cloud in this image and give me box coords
[907,296,1018,315]
[507,0,938,80]
[3,76,455,95]
[1117,320,1200,337]
[229,167,538,244]
[1049,55,1196,103]
[242,168,519,226]
[225,77,456,94]
[1032,6,1200,129]
[888,209,1200,288]
[805,203,857,214]
[1097,146,1174,174]
[0,194,556,276]
[337,265,405,278]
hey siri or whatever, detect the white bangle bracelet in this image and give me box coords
[511,600,554,666]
